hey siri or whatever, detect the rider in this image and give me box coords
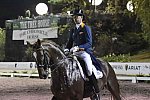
[64,9,103,99]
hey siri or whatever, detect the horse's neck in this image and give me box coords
[51,49,66,63]
[43,43,65,63]
[51,57,81,87]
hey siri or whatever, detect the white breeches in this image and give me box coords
[74,51,94,76]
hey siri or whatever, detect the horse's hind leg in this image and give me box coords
[107,78,121,100]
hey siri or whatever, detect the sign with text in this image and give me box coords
[109,62,150,75]
[12,17,59,40]
[13,27,58,40]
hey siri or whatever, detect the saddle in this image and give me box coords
[67,55,101,97]
[75,57,100,97]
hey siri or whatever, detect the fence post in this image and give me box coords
[132,77,137,83]
[11,73,14,77]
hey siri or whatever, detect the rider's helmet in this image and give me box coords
[71,9,85,23]
[72,9,84,16]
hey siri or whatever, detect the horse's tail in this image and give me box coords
[106,62,122,100]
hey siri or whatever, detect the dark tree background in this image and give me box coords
[0,0,48,28]
[0,0,149,61]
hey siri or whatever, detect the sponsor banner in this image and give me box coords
[13,27,58,40]
[10,17,59,40]
[109,62,150,75]
[0,62,36,70]
[12,18,58,30]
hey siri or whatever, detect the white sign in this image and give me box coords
[13,27,58,40]
[18,19,50,29]
[0,62,36,70]
[109,62,150,75]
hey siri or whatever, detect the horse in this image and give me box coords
[27,39,121,100]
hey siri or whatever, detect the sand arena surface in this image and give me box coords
[0,77,150,100]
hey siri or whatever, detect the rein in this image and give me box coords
[49,57,67,73]
[35,46,68,73]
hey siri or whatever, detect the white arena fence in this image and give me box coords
[0,62,36,70]
[109,62,150,76]
[0,62,150,83]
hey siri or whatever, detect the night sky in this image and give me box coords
[0,0,47,28]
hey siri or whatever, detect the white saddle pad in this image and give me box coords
[73,56,103,80]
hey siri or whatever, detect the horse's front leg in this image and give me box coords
[90,93,100,100]
[43,67,49,79]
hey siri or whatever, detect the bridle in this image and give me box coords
[34,47,50,68]
[34,45,68,73]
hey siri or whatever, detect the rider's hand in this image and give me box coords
[64,49,69,55]
[70,46,79,53]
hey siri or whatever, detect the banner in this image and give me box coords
[109,62,150,75]
[13,27,58,40]
[11,17,59,40]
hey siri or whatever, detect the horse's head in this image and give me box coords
[27,39,66,70]
[27,39,49,67]
[27,39,55,79]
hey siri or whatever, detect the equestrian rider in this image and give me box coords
[64,9,103,98]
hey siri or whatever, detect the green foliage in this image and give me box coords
[24,47,34,61]
[22,71,28,74]
[31,71,38,74]
[93,34,111,57]
[117,32,148,54]
[47,0,150,56]
[12,71,18,73]
[48,0,75,4]
[133,0,150,43]
[105,1,116,14]
[0,28,5,61]
[130,50,150,62]
[102,53,131,62]
[48,0,63,4]
[48,0,87,6]
[48,0,88,11]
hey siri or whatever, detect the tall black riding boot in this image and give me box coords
[89,74,100,100]
[89,74,100,93]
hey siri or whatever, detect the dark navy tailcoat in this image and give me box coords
[66,23,102,71]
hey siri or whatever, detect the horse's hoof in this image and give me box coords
[43,73,49,79]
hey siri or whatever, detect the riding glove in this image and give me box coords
[64,49,69,55]
[70,46,79,53]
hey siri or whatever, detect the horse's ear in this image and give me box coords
[26,41,32,47]
[37,39,41,46]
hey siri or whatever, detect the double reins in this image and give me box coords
[35,45,68,73]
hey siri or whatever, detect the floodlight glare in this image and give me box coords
[89,0,103,6]
[36,3,48,15]
[127,1,134,12]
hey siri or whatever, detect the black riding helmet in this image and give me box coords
[72,9,84,16]
[71,9,86,23]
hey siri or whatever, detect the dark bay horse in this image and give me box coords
[27,39,121,100]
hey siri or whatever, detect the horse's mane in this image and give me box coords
[40,40,63,52]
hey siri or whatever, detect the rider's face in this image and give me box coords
[73,15,83,24]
